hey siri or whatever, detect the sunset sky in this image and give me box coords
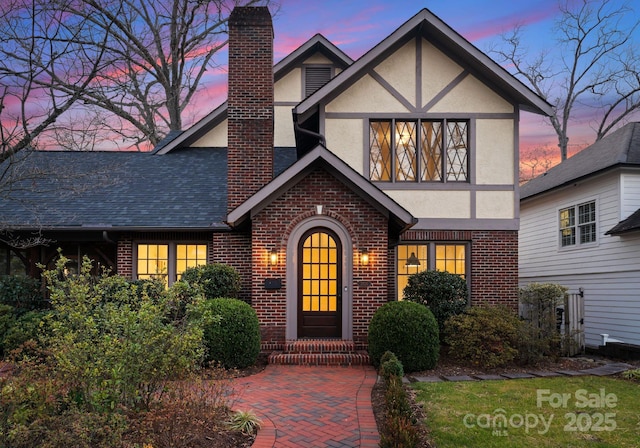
[187,0,640,160]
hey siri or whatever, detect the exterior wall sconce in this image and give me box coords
[360,249,369,266]
[269,249,278,266]
[405,252,421,268]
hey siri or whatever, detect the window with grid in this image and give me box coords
[559,201,596,247]
[369,119,468,183]
[136,242,208,286]
[137,244,169,285]
[396,243,467,300]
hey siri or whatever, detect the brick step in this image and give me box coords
[268,350,370,366]
[283,339,356,354]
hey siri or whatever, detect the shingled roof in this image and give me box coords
[0,147,296,231]
[521,122,640,200]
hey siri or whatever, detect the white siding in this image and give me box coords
[519,170,640,347]
[621,172,640,220]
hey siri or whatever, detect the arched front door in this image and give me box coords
[298,228,342,338]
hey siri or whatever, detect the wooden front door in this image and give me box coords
[298,228,342,338]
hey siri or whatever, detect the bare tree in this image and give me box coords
[519,145,557,184]
[34,0,275,150]
[491,0,640,161]
[0,0,114,160]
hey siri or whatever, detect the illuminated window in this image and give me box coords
[301,231,339,312]
[435,244,466,277]
[137,244,169,285]
[370,119,468,182]
[560,201,596,247]
[396,244,428,301]
[136,242,208,286]
[397,243,467,300]
[176,244,207,281]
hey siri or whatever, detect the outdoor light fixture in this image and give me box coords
[269,249,278,266]
[360,249,369,266]
[405,252,421,268]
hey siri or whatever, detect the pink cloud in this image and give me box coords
[461,4,559,42]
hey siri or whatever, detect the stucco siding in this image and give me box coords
[374,40,416,106]
[475,120,514,185]
[477,191,515,219]
[430,74,514,114]
[326,74,410,113]
[325,118,364,172]
[275,68,302,103]
[387,190,471,219]
[192,119,227,147]
[421,39,464,107]
[275,106,296,146]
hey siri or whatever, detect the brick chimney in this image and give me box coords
[227,6,274,213]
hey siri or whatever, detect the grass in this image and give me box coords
[413,376,640,447]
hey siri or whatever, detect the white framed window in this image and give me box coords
[559,200,597,248]
[135,242,208,286]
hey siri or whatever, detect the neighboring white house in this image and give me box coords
[519,122,640,348]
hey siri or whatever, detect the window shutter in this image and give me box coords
[305,66,332,97]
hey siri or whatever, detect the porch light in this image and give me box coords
[405,252,421,268]
[360,249,369,266]
[269,249,278,266]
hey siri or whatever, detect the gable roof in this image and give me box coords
[521,122,640,200]
[153,34,352,155]
[606,207,640,235]
[227,145,416,231]
[0,147,297,232]
[294,8,553,123]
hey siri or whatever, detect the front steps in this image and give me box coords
[268,339,370,366]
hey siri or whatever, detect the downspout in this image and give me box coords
[293,111,326,146]
[102,230,116,245]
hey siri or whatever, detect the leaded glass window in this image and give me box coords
[370,119,468,183]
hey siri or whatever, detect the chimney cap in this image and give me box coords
[229,6,272,28]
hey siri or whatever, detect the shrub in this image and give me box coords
[381,357,404,382]
[0,304,16,355]
[368,301,439,372]
[379,376,419,448]
[402,270,468,334]
[195,298,260,369]
[519,283,565,360]
[445,305,521,368]
[181,264,241,300]
[42,255,205,412]
[0,275,47,313]
[3,310,51,354]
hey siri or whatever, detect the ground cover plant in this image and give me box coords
[413,376,640,447]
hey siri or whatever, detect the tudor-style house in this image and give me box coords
[0,7,551,359]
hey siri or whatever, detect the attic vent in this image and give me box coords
[305,66,332,97]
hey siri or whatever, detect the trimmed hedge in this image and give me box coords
[181,264,241,300]
[403,270,468,333]
[368,301,439,372]
[198,298,260,369]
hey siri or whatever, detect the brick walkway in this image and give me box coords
[231,365,380,447]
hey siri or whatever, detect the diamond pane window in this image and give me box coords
[394,121,417,181]
[369,119,468,183]
[445,121,468,181]
[421,121,442,181]
[370,121,392,181]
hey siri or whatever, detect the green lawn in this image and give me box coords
[413,376,640,447]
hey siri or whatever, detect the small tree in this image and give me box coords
[403,270,468,334]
